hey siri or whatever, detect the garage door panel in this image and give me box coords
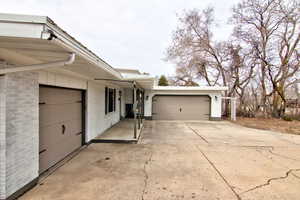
[62,119,82,150]
[39,122,65,151]
[39,118,82,149]
[39,103,82,127]
[153,96,210,120]
[39,87,81,105]
[39,87,83,174]
[40,139,78,173]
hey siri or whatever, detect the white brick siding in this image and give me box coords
[0,75,7,200]
[0,72,39,199]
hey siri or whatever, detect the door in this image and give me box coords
[39,86,83,173]
[152,95,210,120]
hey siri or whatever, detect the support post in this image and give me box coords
[139,98,142,126]
[222,97,237,121]
[141,91,144,124]
[231,98,236,121]
[133,82,137,139]
[138,90,141,130]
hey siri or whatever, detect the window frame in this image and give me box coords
[105,87,117,115]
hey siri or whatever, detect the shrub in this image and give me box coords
[282,115,293,121]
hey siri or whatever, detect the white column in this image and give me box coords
[133,82,137,138]
[231,98,236,121]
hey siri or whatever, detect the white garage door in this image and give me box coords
[39,86,83,173]
[152,95,210,120]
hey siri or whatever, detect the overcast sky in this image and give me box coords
[1,0,240,77]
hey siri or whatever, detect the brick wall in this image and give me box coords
[0,72,39,199]
[0,75,7,200]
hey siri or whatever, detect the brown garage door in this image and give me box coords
[39,86,83,173]
[152,95,210,120]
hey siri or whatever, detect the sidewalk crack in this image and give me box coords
[141,152,153,200]
[292,173,300,180]
[240,169,300,195]
[195,145,241,200]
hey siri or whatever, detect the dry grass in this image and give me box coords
[234,117,300,135]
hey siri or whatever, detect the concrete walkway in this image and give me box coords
[93,119,143,142]
[20,120,300,200]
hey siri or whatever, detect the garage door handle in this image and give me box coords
[62,124,66,134]
[39,149,47,154]
[76,132,82,136]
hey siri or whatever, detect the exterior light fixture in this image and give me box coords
[215,96,218,101]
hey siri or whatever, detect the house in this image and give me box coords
[0,13,227,200]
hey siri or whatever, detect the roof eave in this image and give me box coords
[153,86,228,91]
[44,19,122,79]
[0,13,123,80]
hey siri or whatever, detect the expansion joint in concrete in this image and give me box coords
[240,169,300,195]
[195,145,241,200]
[185,124,209,144]
[237,145,274,150]
[267,149,300,162]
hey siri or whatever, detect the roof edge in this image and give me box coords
[0,13,123,80]
[153,86,228,91]
[0,13,47,24]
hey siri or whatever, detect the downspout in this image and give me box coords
[0,53,75,75]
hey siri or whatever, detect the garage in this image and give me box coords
[152,95,210,120]
[39,86,84,173]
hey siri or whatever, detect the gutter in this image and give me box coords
[44,20,123,80]
[0,13,123,79]
[0,53,75,75]
[152,86,229,91]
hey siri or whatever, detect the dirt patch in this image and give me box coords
[234,117,300,135]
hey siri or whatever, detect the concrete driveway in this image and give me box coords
[20,121,300,200]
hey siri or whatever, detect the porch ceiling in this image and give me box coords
[135,79,154,90]
[0,36,121,80]
[93,78,154,90]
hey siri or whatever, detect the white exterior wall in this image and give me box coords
[38,71,87,90]
[86,81,122,142]
[0,72,39,199]
[38,71,125,142]
[144,90,222,119]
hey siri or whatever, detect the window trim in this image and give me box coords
[105,86,117,115]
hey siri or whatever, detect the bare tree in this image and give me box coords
[166,8,254,115]
[231,0,300,117]
[166,0,299,118]
[166,8,227,87]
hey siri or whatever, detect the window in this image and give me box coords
[105,87,108,114]
[113,89,116,111]
[105,87,117,114]
[108,89,114,112]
